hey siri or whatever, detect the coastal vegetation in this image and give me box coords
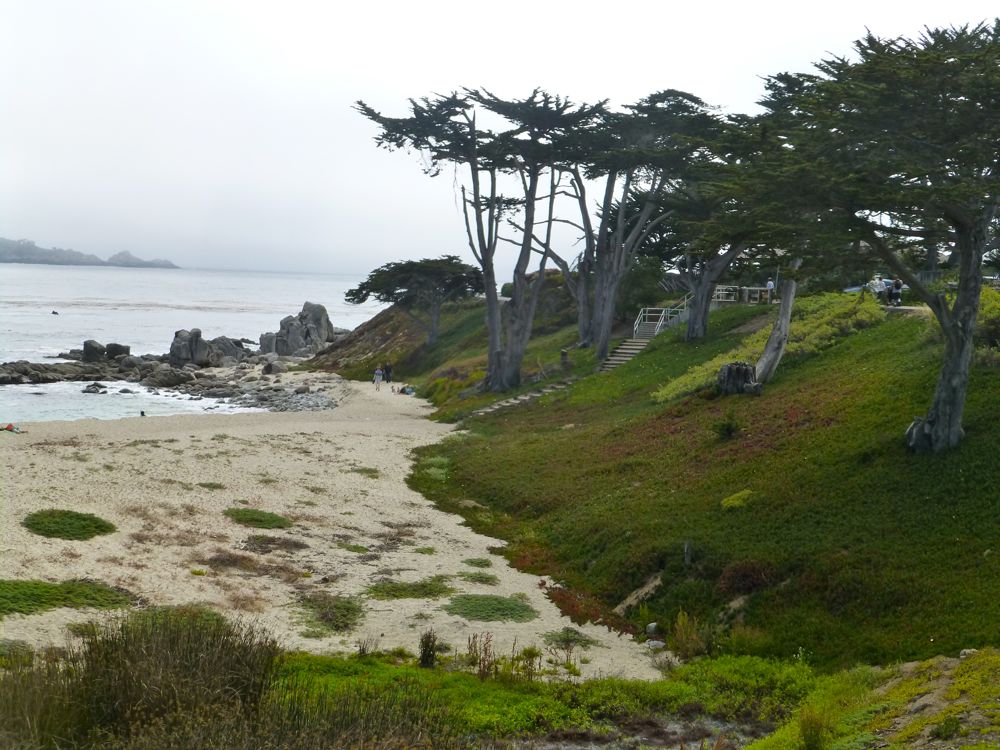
[0,579,131,617]
[222,508,293,529]
[21,509,117,541]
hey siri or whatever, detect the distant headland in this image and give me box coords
[0,237,180,269]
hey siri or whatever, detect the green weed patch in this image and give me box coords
[367,576,454,600]
[223,508,293,529]
[442,594,538,622]
[22,509,116,540]
[0,579,132,618]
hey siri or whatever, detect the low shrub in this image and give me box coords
[22,509,116,540]
[721,489,752,510]
[0,579,132,617]
[367,576,454,600]
[299,593,364,634]
[711,410,741,441]
[443,594,539,622]
[223,508,293,529]
[462,558,492,568]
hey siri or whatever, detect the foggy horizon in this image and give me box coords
[3,1,997,276]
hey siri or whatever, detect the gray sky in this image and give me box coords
[2,1,997,274]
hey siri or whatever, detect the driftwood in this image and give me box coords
[717,362,761,396]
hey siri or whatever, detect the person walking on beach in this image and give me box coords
[373,366,384,391]
[384,362,393,383]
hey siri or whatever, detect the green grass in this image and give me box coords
[442,594,538,622]
[223,508,293,529]
[462,557,492,568]
[196,481,226,490]
[21,509,116,540]
[367,576,454,600]
[0,579,132,618]
[414,546,437,555]
[408,296,1000,669]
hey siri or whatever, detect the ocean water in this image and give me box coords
[0,264,382,422]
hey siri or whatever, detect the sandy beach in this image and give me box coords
[1,371,660,680]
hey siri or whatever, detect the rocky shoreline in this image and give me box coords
[0,302,351,414]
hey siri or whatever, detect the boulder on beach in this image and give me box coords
[105,343,131,359]
[82,382,106,394]
[209,336,248,361]
[168,328,220,368]
[259,302,342,357]
[82,340,106,363]
[141,365,195,389]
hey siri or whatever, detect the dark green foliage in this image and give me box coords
[442,595,538,622]
[710,409,741,441]
[22,510,116,540]
[419,629,438,668]
[0,580,131,617]
[223,508,293,529]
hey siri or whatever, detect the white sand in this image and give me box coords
[0,373,660,679]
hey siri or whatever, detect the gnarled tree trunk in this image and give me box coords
[755,258,802,385]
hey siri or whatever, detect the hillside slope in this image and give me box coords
[405,295,1000,669]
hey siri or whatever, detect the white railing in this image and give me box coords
[633,285,773,340]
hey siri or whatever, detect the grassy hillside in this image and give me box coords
[405,294,1000,670]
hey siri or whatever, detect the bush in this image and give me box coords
[419,629,438,668]
[721,489,752,510]
[223,508,293,529]
[299,593,364,634]
[0,607,462,749]
[711,410,741,441]
[670,609,715,660]
[22,509,116,540]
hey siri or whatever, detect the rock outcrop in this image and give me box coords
[259,302,347,357]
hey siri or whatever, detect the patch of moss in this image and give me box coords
[0,579,132,618]
[223,508,292,529]
[367,576,454,600]
[442,594,538,622]
[22,509,116,540]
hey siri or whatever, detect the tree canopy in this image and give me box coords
[346,255,483,347]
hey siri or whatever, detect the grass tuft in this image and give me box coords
[0,579,132,618]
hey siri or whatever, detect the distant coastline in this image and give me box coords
[0,237,179,269]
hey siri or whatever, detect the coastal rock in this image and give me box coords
[263,360,288,375]
[141,365,195,389]
[259,332,277,355]
[82,382,106,394]
[168,329,220,368]
[209,336,248,361]
[82,340,106,363]
[105,343,131,359]
[260,302,340,356]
